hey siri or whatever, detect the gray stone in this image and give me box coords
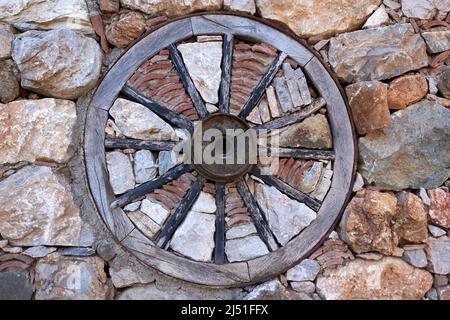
[157,151,180,175]
[420,188,431,206]
[356,252,384,260]
[110,98,177,141]
[23,246,57,258]
[359,101,450,191]
[0,270,33,300]
[266,85,281,118]
[226,223,257,240]
[363,5,390,28]
[294,68,312,106]
[170,211,216,262]
[383,0,401,10]
[310,162,333,201]
[329,24,428,82]
[0,59,19,103]
[401,0,449,19]
[178,42,222,104]
[298,162,323,194]
[255,183,316,245]
[140,199,170,226]
[290,281,316,294]
[225,235,269,262]
[437,67,450,99]
[428,225,447,238]
[422,31,450,54]
[124,201,141,212]
[273,77,294,112]
[287,259,321,282]
[106,151,135,195]
[402,249,428,268]
[109,264,155,289]
[224,0,256,14]
[258,99,271,123]
[245,280,311,300]
[427,288,439,300]
[0,23,14,60]
[61,247,96,257]
[353,172,365,192]
[427,237,450,275]
[283,63,303,108]
[134,150,158,184]
[12,29,102,99]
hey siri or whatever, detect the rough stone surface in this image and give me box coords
[191,191,217,214]
[387,75,428,109]
[23,246,57,258]
[170,211,216,262]
[0,0,94,35]
[287,259,321,282]
[224,0,256,14]
[428,225,447,238]
[316,257,433,299]
[106,11,146,48]
[401,0,449,19]
[110,98,177,141]
[437,68,450,99]
[422,31,450,54]
[298,162,323,194]
[427,237,450,275]
[278,114,332,150]
[362,5,390,29]
[359,101,450,191]
[339,189,398,255]
[0,166,82,246]
[0,270,33,300]
[157,151,179,175]
[0,59,20,103]
[329,24,428,83]
[134,150,158,184]
[290,281,316,294]
[106,151,135,195]
[225,235,269,262]
[12,29,102,99]
[245,280,311,300]
[100,0,120,13]
[120,0,223,16]
[128,210,160,239]
[255,183,316,245]
[178,42,222,104]
[0,23,14,60]
[402,249,428,268]
[34,254,114,300]
[346,81,390,135]
[0,99,76,165]
[428,189,450,229]
[109,265,154,289]
[140,199,170,225]
[256,0,381,38]
[226,223,257,240]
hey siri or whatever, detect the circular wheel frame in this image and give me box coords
[85,13,356,287]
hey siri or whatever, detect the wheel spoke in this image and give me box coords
[105,138,177,151]
[168,44,209,119]
[219,34,234,113]
[254,97,326,130]
[122,84,194,133]
[250,167,321,211]
[238,51,288,119]
[236,179,279,251]
[155,176,206,248]
[214,182,226,264]
[259,146,335,160]
[110,164,191,209]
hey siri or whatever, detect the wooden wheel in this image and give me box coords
[84,13,356,287]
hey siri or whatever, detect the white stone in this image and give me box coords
[170,211,216,262]
[128,210,161,239]
[287,259,321,282]
[157,150,180,175]
[178,42,222,104]
[191,191,217,213]
[140,199,170,226]
[0,99,77,165]
[23,246,57,258]
[310,162,333,201]
[224,0,256,14]
[0,0,94,35]
[420,188,431,206]
[124,201,141,212]
[206,103,219,113]
[401,0,445,19]
[353,172,365,192]
[428,225,446,237]
[0,23,14,60]
[226,223,257,240]
[255,183,317,245]
[258,99,271,123]
[134,150,158,184]
[110,98,177,141]
[246,106,262,124]
[106,151,135,195]
[225,235,269,262]
[120,0,223,16]
[0,166,82,246]
[363,5,390,28]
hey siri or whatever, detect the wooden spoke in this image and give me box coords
[254,97,326,130]
[110,164,191,209]
[236,179,279,251]
[168,44,209,119]
[250,167,321,212]
[238,51,288,118]
[219,34,234,113]
[259,146,335,161]
[105,138,177,152]
[122,84,194,133]
[155,176,206,248]
[214,182,226,264]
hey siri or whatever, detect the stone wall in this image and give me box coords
[0,0,449,300]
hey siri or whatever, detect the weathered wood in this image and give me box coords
[110,164,191,209]
[260,147,335,160]
[168,44,209,119]
[239,52,288,118]
[236,179,278,251]
[105,138,177,151]
[214,183,226,264]
[155,176,206,248]
[122,84,194,133]
[219,34,234,113]
[254,97,326,130]
[250,167,321,212]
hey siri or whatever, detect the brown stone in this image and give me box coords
[120,0,223,16]
[0,59,20,103]
[316,257,433,300]
[339,189,399,255]
[106,12,146,48]
[392,191,428,244]
[346,81,390,135]
[100,0,120,13]
[428,189,450,229]
[387,75,428,109]
[439,286,450,300]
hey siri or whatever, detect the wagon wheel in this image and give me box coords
[85,13,356,287]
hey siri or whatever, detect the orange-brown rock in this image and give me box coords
[346,81,391,135]
[99,0,120,13]
[106,11,146,48]
[387,75,428,109]
[428,189,450,229]
[316,257,433,300]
